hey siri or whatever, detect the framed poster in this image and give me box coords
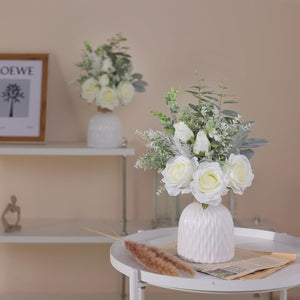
[0,53,48,143]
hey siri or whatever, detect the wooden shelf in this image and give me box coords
[0,142,135,156]
[0,219,152,244]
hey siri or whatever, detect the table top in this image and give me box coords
[110,227,300,294]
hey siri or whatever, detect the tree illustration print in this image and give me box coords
[2,83,24,117]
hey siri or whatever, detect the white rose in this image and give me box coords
[193,130,210,154]
[224,154,254,195]
[102,58,114,72]
[99,74,109,87]
[174,122,194,143]
[96,87,119,110]
[81,78,99,103]
[117,81,135,105]
[161,156,195,196]
[190,162,228,206]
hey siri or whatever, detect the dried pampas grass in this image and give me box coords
[80,225,195,277]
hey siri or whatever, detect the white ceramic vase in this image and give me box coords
[177,201,235,263]
[87,109,122,148]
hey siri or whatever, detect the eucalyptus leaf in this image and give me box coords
[223,100,238,104]
[188,103,200,112]
[241,121,255,127]
[113,52,131,58]
[200,91,214,95]
[241,138,269,149]
[185,90,199,96]
[240,149,255,159]
[133,85,146,92]
[131,73,143,80]
[205,95,219,102]
[221,109,239,118]
[230,129,251,153]
[133,80,148,87]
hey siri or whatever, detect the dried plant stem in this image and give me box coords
[125,240,180,276]
[80,226,195,277]
[78,226,124,242]
[148,245,195,275]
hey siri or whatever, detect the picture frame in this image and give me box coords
[0,53,48,143]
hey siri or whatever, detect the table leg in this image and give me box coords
[121,274,126,300]
[279,289,287,300]
[129,269,139,300]
[138,286,146,300]
[129,269,146,300]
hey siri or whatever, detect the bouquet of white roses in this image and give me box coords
[73,33,147,110]
[136,80,268,208]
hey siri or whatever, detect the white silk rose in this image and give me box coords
[190,162,228,206]
[224,154,254,195]
[193,130,210,154]
[174,122,194,143]
[102,58,114,72]
[81,78,99,103]
[99,74,109,87]
[117,81,135,105]
[161,156,195,196]
[96,87,119,110]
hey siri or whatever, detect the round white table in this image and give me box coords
[110,227,300,300]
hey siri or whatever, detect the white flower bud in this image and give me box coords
[193,130,210,154]
[174,122,194,143]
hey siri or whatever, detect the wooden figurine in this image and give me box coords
[1,195,22,233]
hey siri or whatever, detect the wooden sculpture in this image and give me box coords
[1,195,22,233]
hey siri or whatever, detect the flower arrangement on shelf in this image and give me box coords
[73,33,147,110]
[136,79,268,208]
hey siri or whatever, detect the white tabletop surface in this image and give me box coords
[110,227,300,294]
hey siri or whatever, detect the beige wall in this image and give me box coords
[0,0,299,297]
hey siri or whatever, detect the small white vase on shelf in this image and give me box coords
[177,201,235,263]
[87,108,122,148]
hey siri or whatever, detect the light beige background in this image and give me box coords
[0,0,299,298]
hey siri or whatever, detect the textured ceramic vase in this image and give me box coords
[177,201,235,263]
[87,109,122,148]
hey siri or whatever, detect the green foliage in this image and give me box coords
[73,33,147,92]
[136,79,268,171]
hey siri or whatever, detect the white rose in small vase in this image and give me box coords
[99,74,109,87]
[193,130,210,154]
[96,87,119,110]
[102,58,114,72]
[117,81,135,105]
[174,122,194,143]
[81,78,100,103]
[161,156,195,196]
[224,154,254,195]
[190,162,228,206]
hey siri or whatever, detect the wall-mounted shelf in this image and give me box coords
[0,219,151,244]
[0,142,134,156]
[0,142,135,235]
